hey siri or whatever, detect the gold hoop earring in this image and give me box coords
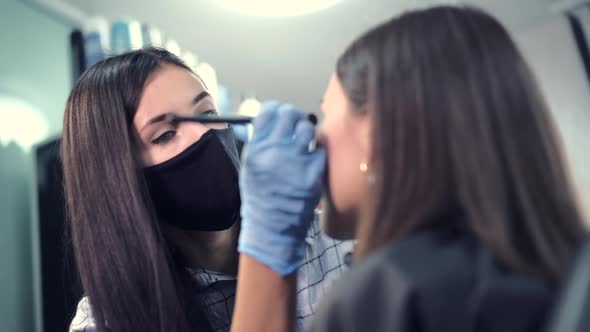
[360,162,368,172]
[360,162,375,184]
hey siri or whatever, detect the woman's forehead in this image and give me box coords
[134,65,207,128]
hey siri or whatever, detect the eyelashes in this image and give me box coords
[151,130,176,145]
[202,109,217,117]
[151,109,218,145]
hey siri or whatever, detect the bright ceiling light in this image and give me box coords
[219,0,341,17]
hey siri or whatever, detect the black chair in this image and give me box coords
[34,137,82,332]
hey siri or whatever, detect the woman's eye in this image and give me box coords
[151,130,176,145]
[203,109,217,117]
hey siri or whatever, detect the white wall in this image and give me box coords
[514,12,590,219]
[0,1,72,331]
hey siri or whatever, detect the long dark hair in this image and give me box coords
[337,6,587,282]
[62,47,211,331]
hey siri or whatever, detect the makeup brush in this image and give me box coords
[165,113,318,125]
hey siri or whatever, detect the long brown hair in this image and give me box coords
[337,6,586,282]
[62,47,210,331]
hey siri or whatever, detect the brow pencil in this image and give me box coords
[165,113,318,125]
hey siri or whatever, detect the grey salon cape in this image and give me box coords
[312,223,555,332]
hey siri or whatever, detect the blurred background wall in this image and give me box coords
[0,1,71,331]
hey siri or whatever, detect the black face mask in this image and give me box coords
[143,128,241,231]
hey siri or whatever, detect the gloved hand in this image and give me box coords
[238,101,326,276]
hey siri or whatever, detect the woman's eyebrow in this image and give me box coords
[141,91,212,133]
[193,91,211,105]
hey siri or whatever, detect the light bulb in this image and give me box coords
[219,0,341,17]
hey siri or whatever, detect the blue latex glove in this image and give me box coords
[238,101,326,276]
